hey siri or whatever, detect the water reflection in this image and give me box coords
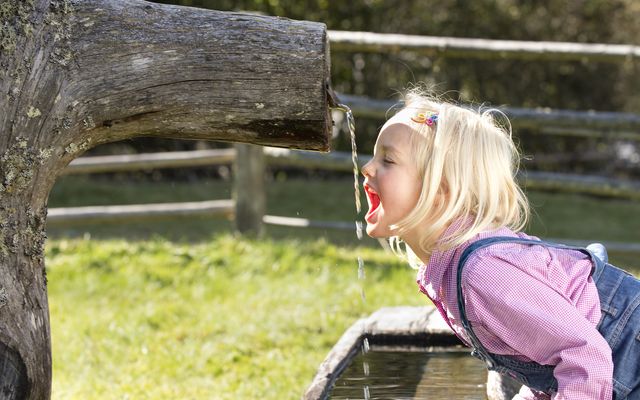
[330,348,487,400]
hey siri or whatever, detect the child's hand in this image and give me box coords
[586,243,608,264]
[513,386,551,400]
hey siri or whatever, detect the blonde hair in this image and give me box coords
[389,89,530,263]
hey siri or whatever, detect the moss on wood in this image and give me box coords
[46,0,74,66]
[0,0,35,54]
[0,138,38,195]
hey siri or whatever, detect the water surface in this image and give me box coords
[330,348,487,400]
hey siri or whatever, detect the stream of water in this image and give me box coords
[334,103,366,303]
[333,103,370,396]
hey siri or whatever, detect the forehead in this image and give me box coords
[381,107,419,131]
[376,108,418,149]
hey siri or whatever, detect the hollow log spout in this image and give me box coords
[0,0,333,398]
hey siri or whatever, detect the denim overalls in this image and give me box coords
[457,236,640,399]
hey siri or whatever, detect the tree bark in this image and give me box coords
[0,1,333,398]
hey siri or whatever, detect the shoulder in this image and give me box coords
[459,240,551,325]
[460,235,551,289]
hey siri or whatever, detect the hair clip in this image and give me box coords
[411,112,439,126]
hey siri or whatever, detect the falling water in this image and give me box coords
[357,257,365,280]
[355,221,363,240]
[333,104,362,215]
[345,106,361,214]
[334,102,370,397]
[362,338,371,399]
[333,103,367,302]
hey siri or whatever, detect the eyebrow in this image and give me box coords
[380,144,401,154]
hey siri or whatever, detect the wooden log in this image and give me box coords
[0,1,334,397]
[70,2,331,152]
[328,30,640,63]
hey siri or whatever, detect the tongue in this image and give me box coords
[366,193,380,219]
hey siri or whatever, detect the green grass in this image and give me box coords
[48,235,420,399]
[45,175,640,399]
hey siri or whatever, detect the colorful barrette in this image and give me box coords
[411,112,439,126]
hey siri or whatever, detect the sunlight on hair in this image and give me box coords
[386,85,529,268]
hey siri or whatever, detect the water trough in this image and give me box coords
[304,306,521,400]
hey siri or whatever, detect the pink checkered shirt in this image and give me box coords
[416,226,614,400]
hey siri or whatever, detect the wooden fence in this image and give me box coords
[48,32,640,252]
[54,145,640,203]
[327,30,640,63]
[48,143,640,252]
[337,94,640,141]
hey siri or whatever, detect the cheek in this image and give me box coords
[405,176,423,204]
[402,181,423,217]
[389,180,421,216]
[404,191,421,216]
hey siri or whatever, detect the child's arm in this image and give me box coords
[463,254,613,400]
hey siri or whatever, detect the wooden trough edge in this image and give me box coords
[303,305,522,400]
[302,306,458,400]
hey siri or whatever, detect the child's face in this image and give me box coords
[362,109,423,239]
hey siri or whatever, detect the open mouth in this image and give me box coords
[364,184,381,222]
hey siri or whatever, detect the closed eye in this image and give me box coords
[383,158,395,164]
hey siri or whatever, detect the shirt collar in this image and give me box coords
[416,218,471,302]
[417,220,521,302]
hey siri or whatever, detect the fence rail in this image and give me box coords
[62,149,236,175]
[48,200,234,224]
[337,94,640,140]
[327,30,640,63]
[50,146,640,254]
[48,134,640,252]
[63,147,640,200]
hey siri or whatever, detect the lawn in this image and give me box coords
[48,235,420,399]
[45,175,639,399]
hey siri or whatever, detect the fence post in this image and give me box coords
[233,143,266,235]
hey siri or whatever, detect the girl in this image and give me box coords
[361,89,640,400]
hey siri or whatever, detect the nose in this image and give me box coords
[361,158,374,178]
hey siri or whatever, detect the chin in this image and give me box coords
[365,224,390,239]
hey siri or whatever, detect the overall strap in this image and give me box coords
[456,236,598,369]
